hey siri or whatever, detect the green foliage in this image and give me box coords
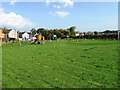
[37,28,48,36]
[2,40,118,88]
[2,28,11,34]
[1,27,118,40]
[30,28,37,35]
[67,26,76,36]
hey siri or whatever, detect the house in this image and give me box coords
[8,29,17,39]
[0,28,5,45]
[0,28,5,39]
[22,32,29,41]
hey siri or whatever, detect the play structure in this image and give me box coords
[31,33,45,44]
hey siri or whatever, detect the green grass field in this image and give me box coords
[2,39,119,88]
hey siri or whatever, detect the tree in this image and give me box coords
[67,26,76,36]
[94,31,98,35]
[37,28,48,39]
[2,27,10,34]
[30,28,36,35]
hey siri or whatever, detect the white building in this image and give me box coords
[8,29,17,39]
[22,32,29,41]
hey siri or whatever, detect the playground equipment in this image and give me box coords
[31,33,45,44]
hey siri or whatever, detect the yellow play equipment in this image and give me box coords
[31,34,45,44]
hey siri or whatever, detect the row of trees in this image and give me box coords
[31,28,118,40]
[77,30,118,40]
[30,26,76,39]
[78,33,118,40]
[1,27,119,40]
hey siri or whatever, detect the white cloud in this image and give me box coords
[46,0,56,4]
[60,0,73,7]
[53,5,61,8]
[9,0,17,6]
[46,0,51,4]
[55,11,69,17]
[0,8,33,31]
[46,0,74,7]
[0,8,4,13]
[47,0,73,17]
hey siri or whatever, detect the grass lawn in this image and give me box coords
[2,39,119,88]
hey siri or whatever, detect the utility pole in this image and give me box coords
[118,30,120,40]
[118,30,120,52]
[0,36,2,47]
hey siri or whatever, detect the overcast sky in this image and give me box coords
[0,0,118,32]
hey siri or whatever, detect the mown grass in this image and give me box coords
[2,39,119,88]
